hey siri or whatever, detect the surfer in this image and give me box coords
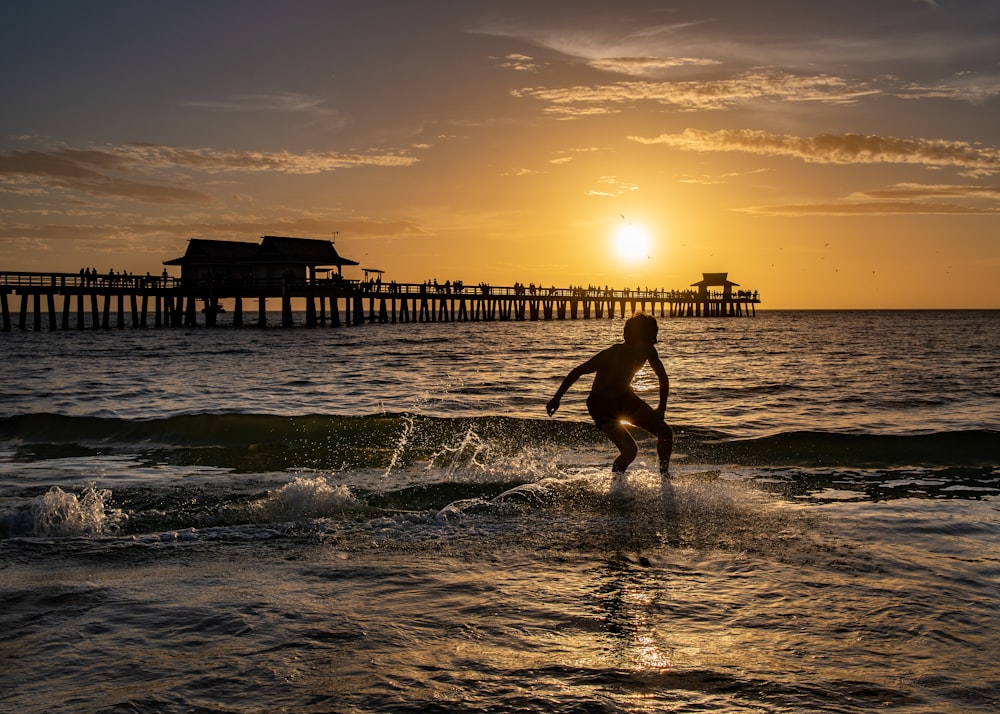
[546,312,673,476]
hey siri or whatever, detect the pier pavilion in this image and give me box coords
[1,237,760,332]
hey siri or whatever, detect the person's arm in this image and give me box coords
[546,353,602,416]
[648,352,669,415]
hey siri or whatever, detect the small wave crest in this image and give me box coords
[253,476,361,521]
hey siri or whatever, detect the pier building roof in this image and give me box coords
[163,239,259,267]
[691,272,740,287]
[164,236,359,271]
[257,236,358,268]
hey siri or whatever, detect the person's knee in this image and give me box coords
[651,418,672,437]
[617,440,638,462]
[612,447,637,472]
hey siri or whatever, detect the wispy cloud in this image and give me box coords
[501,167,542,177]
[587,56,721,77]
[679,168,771,186]
[514,71,877,115]
[0,143,420,204]
[496,53,544,72]
[487,7,1000,124]
[181,92,343,123]
[120,143,418,173]
[0,149,214,204]
[629,129,1000,173]
[585,176,638,197]
[893,74,1000,105]
[741,182,1000,215]
[853,182,1000,200]
[741,200,1000,216]
[0,214,425,247]
[479,8,999,77]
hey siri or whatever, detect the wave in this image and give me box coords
[1,413,997,471]
[2,413,997,541]
[0,412,599,474]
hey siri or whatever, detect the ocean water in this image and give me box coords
[0,310,998,713]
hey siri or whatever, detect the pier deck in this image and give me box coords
[0,271,760,331]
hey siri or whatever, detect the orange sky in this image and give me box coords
[2,0,999,308]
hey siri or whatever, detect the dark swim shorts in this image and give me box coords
[586,391,656,429]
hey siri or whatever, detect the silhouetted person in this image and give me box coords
[547,313,673,476]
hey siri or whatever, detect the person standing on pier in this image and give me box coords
[546,313,673,476]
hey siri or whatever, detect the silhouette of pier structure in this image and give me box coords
[1,236,759,332]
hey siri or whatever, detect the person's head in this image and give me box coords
[623,312,658,345]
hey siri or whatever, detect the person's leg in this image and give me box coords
[631,408,674,476]
[655,423,673,476]
[601,421,638,472]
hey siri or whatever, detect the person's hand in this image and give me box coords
[546,397,560,416]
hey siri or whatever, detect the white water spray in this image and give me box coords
[384,413,417,478]
[31,483,123,537]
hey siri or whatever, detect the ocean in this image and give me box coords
[1,310,998,713]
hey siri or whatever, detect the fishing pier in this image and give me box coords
[1,236,759,332]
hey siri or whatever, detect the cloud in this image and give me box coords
[893,74,1000,105]
[0,149,130,179]
[513,71,877,114]
[852,182,1000,200]
[679,168,771,185]
[0,215,425,248]
[501,167,542,177]
[487,10,1000,119]
[181,92,345,126]
[120,143,418,173]
[477,8,1000,79]
[183,92,327,113]
[629,129,1000,172]
[587,56,721,77]
[496,53,544,72]
[739,182,1000,215]
[0,142,420,204]
[0,149,214,204]
[741,201,1000,216]
[539,105,620,119]
[585,176,638,197]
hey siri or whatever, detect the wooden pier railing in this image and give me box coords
[0,271,760,331]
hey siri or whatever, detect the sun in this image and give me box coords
[613,223,652,262]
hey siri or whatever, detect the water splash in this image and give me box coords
[256,476,360,521]
[31,483,124,537]
[429,426,487,479]
[384,413,417,478]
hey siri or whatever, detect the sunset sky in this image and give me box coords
[2,0,999,308]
